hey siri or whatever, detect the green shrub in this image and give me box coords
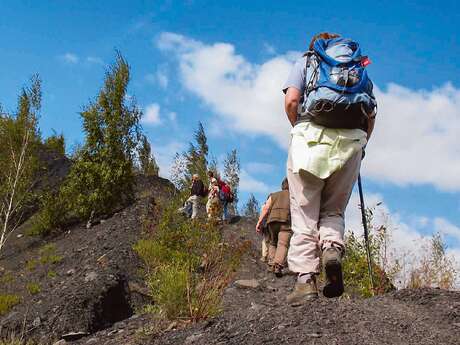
[47,270,57,278]
[27,54,142,235]
[134,198,247,321]
[343,232,394,297]
[25,259,38,271]
[408,232,457,290]
[26,282,41,295]
[148,262,190,318]
[342,207,398,297]
[27,192,68,236]
[44,131,65,156]
[0,294,20,315]
[39,244,62,264]
[59,53,141,221]
[0,273,14,285]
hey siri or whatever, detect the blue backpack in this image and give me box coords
[299,37,377,130]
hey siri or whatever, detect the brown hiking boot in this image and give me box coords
[322,246,344,298]
[286,278,318,306]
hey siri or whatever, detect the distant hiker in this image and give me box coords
[256,178,292,277]
[218,179,234,222]
[283,32,376,303]
[207,177,222,220]
[188,174,206,219]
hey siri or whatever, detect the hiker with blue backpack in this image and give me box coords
[283,32,377,304]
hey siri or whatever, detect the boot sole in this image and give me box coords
[323,258,344,298]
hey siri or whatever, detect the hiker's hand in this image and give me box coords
[256,223,261,233]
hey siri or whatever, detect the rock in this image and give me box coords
[66,269,75,276]
[166,321,178,331]
[107,329,118,336]
[85,338,98,344]
[84,271,98,282]
[33,316,41,327]
[453,323,460,327]
[250,302,264,312]
[62,332,89,341]
[185,333,203,344]
[305,333,322,338]
[53,340,67,345]
[16,233,24,238]
[128,281,151,296]
[234,279,260,289]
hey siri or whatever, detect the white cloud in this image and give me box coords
[145,67,169,89]
[60,53,79,64]
[363,84,460,191]
[157,32,460,192]
[263,42,276,55]
[157,69,169,89]
[433,217,460,243]
[239,169,271,194]
[168,111,177,122]
[142,103,161,125]
[86,56,104,65]
[157,32,294,148]
[245,162,276,174]
[151,140,185,178]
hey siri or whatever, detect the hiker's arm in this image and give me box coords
[256,197,272,233]
[285,87,302,127]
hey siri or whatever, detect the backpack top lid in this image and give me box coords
[311,37,371,94]
[313,38,362,67]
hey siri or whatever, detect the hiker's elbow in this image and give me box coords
[284,88,301,114]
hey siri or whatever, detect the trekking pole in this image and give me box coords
[357,174,375,294]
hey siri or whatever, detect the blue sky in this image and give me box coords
[1,1,460,269]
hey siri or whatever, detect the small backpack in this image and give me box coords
[300,37,377,130]
[219,183,233,202]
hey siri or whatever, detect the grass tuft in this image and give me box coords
[0,294,20,316]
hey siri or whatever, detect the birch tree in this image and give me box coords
[0,76,41,253]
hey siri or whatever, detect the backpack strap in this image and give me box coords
[297,51,320,124]
[304,51,320,99]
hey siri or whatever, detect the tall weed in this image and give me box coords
[134,197,247,321]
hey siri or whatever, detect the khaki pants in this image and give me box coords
[267,222,292,267]
[261,232,269,260]
[187,195,199,219]
[207,197,221,220]
[287,148,361,274]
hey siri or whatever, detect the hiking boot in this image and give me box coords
[274,263,283,278]
[267,264,275,273]
[322,246,344,298]
[286,278,318,306]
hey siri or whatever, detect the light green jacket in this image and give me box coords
[289,122,367,179]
